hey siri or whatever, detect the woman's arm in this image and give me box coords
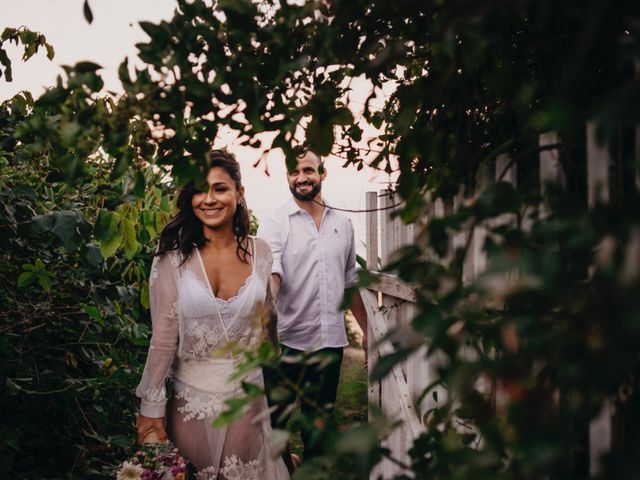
[134,253,180,443]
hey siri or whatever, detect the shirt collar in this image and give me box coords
[285,198,301,215]
[285,197,332,216]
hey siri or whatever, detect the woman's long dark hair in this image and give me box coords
[155,150,252,263]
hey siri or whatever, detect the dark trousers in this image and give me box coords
[263,345,344,461]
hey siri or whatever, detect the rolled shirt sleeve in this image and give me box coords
[257,213,285,282]
[345,220,358,288]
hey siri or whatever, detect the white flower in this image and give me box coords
[117,461,144,480]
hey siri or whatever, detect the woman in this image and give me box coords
[135,150,289,480]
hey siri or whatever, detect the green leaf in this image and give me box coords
[60,121,82,145]
[99,230,124,259]
[38,274,52,292]
[212,397,252,428]
[94,210,120,242]
[111,151,131,180]
[0,48,13,82]
[32,211,84,250]
[240,381,262,397]
[1,27,14,41]
[336,424,379,454]
[74,61,102,73]
[370,347,415,382]
[52,211,81,249]
[140,280,150,310]
[31,213,55,234]
[118,58,132,86]
[139,21,167,42]
[81,304,104,326]
[331,107,354,126]
[120,218,137,259]
[83,0,93,24]
[17,271,36,288]
[45,43,55,60]
[22,42,37,61]
[84,243,103,268]
[306,116,334,156]
[11,93,27,114]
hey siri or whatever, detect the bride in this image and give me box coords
[134,150,289,480]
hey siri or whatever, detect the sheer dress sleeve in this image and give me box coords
[135,252,180,418]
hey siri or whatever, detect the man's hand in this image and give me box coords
[136,414,168,444]
[349,289,369,367]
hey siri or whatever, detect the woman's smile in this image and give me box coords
[198,206,225,216]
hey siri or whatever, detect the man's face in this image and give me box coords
[287,151,326,201]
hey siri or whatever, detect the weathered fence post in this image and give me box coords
[366,191,380,424]
[586,122,613,477]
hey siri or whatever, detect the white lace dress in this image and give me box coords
[135,237,289,480]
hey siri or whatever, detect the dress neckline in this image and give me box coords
[194,237,256,302]
[214,274,253,307]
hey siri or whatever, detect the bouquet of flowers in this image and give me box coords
[115,441,196,480]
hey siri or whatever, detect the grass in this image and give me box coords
[335,347,368,425]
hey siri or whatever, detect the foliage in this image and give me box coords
[0,27,55,82]
[2,0,640,479]
[0,90,176,477]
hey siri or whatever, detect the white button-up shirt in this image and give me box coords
[258,199,358,351]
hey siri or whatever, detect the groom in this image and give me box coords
[259,146,368,466]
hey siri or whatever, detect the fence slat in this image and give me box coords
[361,288,422,440]
[472,161,494,278]
[366,192,379,271]
[365,191,381,430]
[368,272,416,302]
[587,122,611,206]
[496,153,517,185]
[590,403,614,477]
[586,123,613,477]
[379,189,399,478]
[540,131,565,189]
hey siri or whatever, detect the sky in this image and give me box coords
[1,0,395,254]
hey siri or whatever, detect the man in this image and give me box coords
[258,146,368,467]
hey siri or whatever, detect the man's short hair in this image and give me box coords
[290,144,324,173]
[292,144,309,158]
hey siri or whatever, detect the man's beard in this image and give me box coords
[290,181,322,201]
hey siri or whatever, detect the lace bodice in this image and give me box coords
[215,275,253,327]
[135,237,274,418]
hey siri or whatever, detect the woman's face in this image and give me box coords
[191,167,244,234]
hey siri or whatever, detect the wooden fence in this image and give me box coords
[362,189,428,479]
[361,124,636,479]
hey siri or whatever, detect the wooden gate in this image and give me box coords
[362,190,425,479]
[362,124,635,478]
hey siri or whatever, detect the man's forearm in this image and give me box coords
[270,273,281,303]
[350,289,368,336]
